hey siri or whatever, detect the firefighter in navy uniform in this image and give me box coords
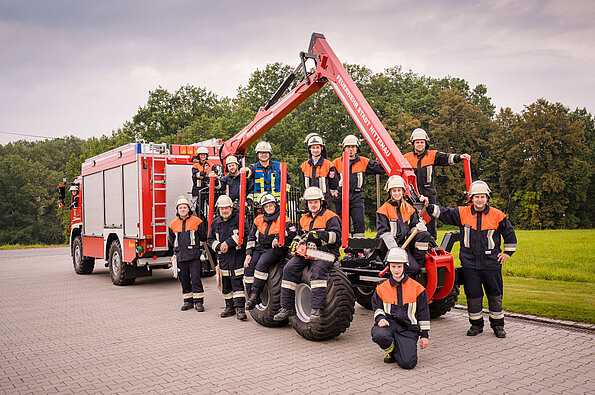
[207,195,249,321]
[241,141,291,203]
[371,248,430,369]
[404,128,471,239]
[376,175,433,275]
[422,180,517,338]
[168,196,207,312]
[191,146,213,217]
[69,185,80,209]
[273,187,342,322]
[216,156,254,208]
[244,193,297,310]
[331,135,385,248]
[300,133,338,202]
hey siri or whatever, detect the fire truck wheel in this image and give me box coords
[72,235,94,274]
[108,240,135,286]
[353,286,374,310]
[429,285,460,319]
[249,261,287,327]
[289,264,355,341]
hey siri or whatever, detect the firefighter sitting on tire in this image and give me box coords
[331,135,385,253]
[168,196,208,312]
[421,180,517,338]
[371,247,430,369]
[207,195,249,321]
[376,175,433,275]
[244,193,297,310]
[273,186,342,322]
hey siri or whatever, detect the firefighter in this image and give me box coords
[217,156,254,208]
[207,195,249,320]
[404,128,471,239]
[69,185,79,209]
[168,196,207,312]
[371,248,430,369]
[273,187,341,322]
[331,135,385,249]
[300,133,338,202]
[191,146,213,218]
[244,193,297,310]
[421,180,517,338]
[376,175,432,275]
[240,141,291,203]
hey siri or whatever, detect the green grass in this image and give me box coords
[0,244,68,250]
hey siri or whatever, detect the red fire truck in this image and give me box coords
[59,140,223,285]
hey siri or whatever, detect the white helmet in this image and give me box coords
[225,156,239,167]
[409,128,430,144]
[342,134,360,147]
[303,186,324,201]
[386,247,409,266]
[69,186,79,192]
[385,175,406,191]
[467,180,491,197]
[196,146,209,156]
[255,141,272,153]
[259,193,277,206]
[215,195,234,208]
[176,196,191,208]
[306,134,325,147]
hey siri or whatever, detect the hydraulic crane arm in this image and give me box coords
[220,32,416,186]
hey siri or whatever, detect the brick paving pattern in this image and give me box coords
[0,248,593,394]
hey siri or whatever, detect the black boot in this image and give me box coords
[467,325,483,336]
[220,306,235,318]
[236,307,247,321]
[245,293,260,310]
[493,326,506,338]
[384,352,396,364]
[194,302,205,312]
[180,300,194,311]
[310,308,322,322]
[273,307,295,321]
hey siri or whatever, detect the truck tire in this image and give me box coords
[353,286,374,310]
[289,265,355,341]
[108,240,135,286]
[72,235,95,274]
[249,262,287,327]
[429,285,460,319]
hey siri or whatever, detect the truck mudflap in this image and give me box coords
[425,247,455,300]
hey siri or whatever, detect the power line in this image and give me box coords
[0,131,54,139]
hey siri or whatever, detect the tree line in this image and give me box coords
[0,63,593,245]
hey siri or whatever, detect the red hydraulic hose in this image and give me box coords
[208,176,215,231]
[238,171,247,245]
[463,158,472,205]
[341,150,350,249]
[279,163,287,247]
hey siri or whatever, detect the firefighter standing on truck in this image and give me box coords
[371,247,430,369]
[191,146,213,217]
[331,135,385,251]
[300,133,338,202]
[215,156,254,208]
[240,141,291,203]
[207,195,249,321]
[244,193,297,310]
[273,187,341,322]
[168,196,207,312]
[404,128,471,239]
[421,180,517,338]
[376,175,432,275]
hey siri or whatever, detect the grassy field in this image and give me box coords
[0,243,68,250]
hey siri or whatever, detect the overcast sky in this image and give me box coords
[1,0,593,145]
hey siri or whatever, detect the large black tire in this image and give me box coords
[289,265,355,341]
[72,235,95,274]
[353,286,374,310]
[249,262,287,327]
[429,285,460,319]
[108,240,135,286]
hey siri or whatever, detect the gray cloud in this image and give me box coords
[0,0,593,144]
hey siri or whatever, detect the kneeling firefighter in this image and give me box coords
[376,175,433,275]
[273,186,342,322]
[207,195,250,321]
[244,193,297,310]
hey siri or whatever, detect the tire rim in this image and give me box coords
[255,284,270,311]
[74,244,81,269]
[112,250,121,277]
[295,283,311,323]
[356,286,374,296]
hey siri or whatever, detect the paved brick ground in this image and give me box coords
[0,247,593,394]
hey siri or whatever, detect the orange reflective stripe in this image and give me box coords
[377,201,416,222]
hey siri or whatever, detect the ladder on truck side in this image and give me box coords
[150,143,169,251]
